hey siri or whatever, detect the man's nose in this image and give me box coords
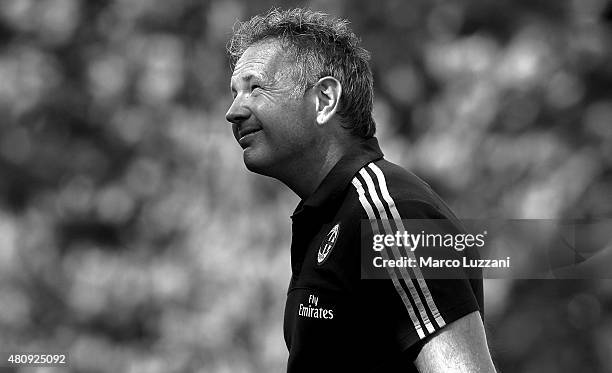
[225,98,250,124]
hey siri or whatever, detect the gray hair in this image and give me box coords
[227,8,376,138]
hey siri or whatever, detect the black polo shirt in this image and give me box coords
[283,137,483,372]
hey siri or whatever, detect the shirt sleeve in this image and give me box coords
[360,199,483,353]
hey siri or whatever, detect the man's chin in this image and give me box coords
[243,151,273,176]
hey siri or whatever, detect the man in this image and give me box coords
[225,8,496,372]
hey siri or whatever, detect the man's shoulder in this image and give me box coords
[371,159,438,200]
[342,158,458,221]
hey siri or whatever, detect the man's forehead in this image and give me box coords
[231,40,289,83]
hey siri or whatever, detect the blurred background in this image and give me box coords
[0,0,611,372]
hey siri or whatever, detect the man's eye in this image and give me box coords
[251,84,262,91]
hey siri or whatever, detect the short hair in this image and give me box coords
[227,8,376,138]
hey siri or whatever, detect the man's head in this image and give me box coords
[225,8,376,186]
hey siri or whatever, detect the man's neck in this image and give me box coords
[281,139,350,200]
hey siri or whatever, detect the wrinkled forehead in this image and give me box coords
[231,39,295,85]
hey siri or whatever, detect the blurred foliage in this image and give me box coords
[0,0,611,372]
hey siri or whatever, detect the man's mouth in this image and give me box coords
[238,127,262,140]
[237,126,263,148]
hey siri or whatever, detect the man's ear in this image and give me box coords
[314,76,342,125]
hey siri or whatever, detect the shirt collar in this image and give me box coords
[292,137,384,218]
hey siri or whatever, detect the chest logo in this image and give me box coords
[317,223,340,265]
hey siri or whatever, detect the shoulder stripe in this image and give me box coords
[357,167,437,334]
[351,177,426,339]
[368,163,446,328]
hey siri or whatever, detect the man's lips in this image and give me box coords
[238,127,261,140]
[238,126,262,140]
[236,126,262,147]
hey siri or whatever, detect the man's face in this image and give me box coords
[225,40,317,177]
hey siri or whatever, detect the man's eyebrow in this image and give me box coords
[230,72,269,90]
